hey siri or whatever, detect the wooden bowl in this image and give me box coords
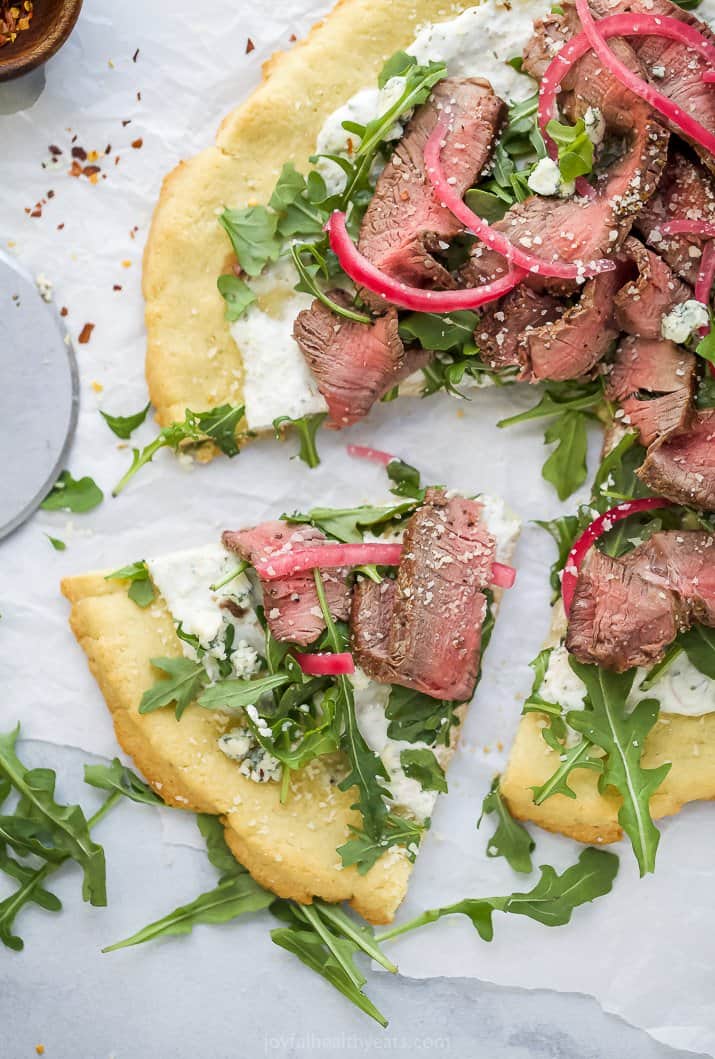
[0,0,83,82]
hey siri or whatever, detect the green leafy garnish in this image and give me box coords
[218,205,281,276]
[41,471,103,513]
[273,412,327,468]
[105,559,156,608]
[83,759,163,807]
[386,458,424,500]
[378,49,418,87]
[531,738,601,805]
[377,847,618,942]
[291,243,372,324]
[46,535,66,551]
[197,671,293,712]
[113,403,244,496]
[139,657,209,720]
[545,117,594,183]
[217,274,256,321]
[478,777,534,874]
[542,409,590,500]
[679,624,715,679]
[336,813,425,876]
[400,748,447,793]
[269,163,332,240]
[284,499,418,543]
[567,660,670,876]
[534,516,579,600]
[385,685,459,747]
[100,402,151,440]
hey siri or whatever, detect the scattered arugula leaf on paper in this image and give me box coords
[273,412,327,468]
[113,403,245,495]
[105,560,156,608]
[377,847,618,943]
[83,759,163,807]
[478,777,534,874]
[46,534,66,551]
[100,402,151,440]
[41,471,103,513]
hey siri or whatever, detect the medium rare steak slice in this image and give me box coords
[565,547,686,670]
[478,286,564,370]
[614,240,691,339]
[351,489,496,701]
[624,530,715,626]
[636,150,715,286]
[222,522,350,647]
[358,78,505,296]
[621,390,693,446]
[637,409,715,510]
[605,335,695,401]
[292,293,421,428]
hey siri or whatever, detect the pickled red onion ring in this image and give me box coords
[347,444,395,466]
[295,652,355,676]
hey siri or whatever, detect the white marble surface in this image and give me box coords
[1,2,714,1057]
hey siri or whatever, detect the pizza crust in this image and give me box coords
[500,609,715,843]
[143,0,472,431]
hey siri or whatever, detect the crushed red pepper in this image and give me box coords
[0,1,33,48]
[78,322,95,344]
[245,37,255,54]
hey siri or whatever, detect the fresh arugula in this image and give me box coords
[218,205,281,277]
[105,559,156,608]
[531,738,602,805]
[269,163,332,240]
[546,117,594,183]
[284,499,418,543]
[100,402,151,440]
[679,624,715,679]
[400,309,504,395]
[139,657,209,720]
[386,458,424,500]
[273,412,327,468]
[385,685,459,747]
[83,759,163,807]
[498,380,605,428]
[291,242,372,325]
[696,372,715,409]
[377,847,618,942]
[336,813,425,876]
[0,727,107,907]
[46,535,66,551]
[197,671,293,712]
[41,471,103,513]
[567,660,670,876]
[400,749,447,793]
[478,777,534,874]
[113,403,245,495]
[217,274,256,321]
[466,93,545,218]
[534,515,579,600]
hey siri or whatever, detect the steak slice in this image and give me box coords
[477,285,564,370]
[614,239,691,339]
[565,547,687,671]
[621,390,693,446]
[293,293,418,428]
[605,335,695,401]
[222,522,350,647]
[358,78,505,297]
[519,263,627,381]
[625,530,715,626]
[637,409,715,511]
[636,149,715,286]
[351,489,496,702]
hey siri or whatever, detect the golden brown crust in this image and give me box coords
[143,0,472,432]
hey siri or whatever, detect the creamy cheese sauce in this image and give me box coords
[540,643,715,721]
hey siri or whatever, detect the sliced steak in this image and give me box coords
[636,149,715,286]
[519,263,628,380]
[477,285,564,369]
[605,335,696,401]
[293,293,419,428]
[614,239,691,339]
[625,530,715,626]
[358,78,505,297]
[222,522,350,647]
[621,390,693,446]
[351,489,496,701]
[637,409,715,510]
[565,547,686,670]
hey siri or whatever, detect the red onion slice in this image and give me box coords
[296,651,355,676]
[347,444,395,466]
[255,541,404,579]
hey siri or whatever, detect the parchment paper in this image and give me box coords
[0,1,712,1053]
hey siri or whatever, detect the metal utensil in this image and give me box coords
[0,250,78,539]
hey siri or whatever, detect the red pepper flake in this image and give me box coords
[115,156,120,165]
[245,37,255,53]
[131,137,143,149]
[60,306,68,317]
[83,165,101,177]
[78,322,95,344]
[49,144,62,155]
[132,47,139,62]
[57,222,65,230]
[136,91,141,101]
[30,207,41,218]
[47,189,55,198]
[71,133,77,143]
[0,1,34,50]
[71,146,87,161]
[69,160,83,177]
[289,33,297,42]
[105,144,111,154]
[113,284,122,291]
[121,119,131,127]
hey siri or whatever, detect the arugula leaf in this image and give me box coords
[386,458,424,500]
[100,402,151,440]
[284,499,418,544]
[41,471,103,513]
[46,535,66,551]
[530,738,602,805]
[546,117,594,182]
[273,412,327,468]
[498,380,603,428]
[218,205,281,276]
[478,777,534,874]
[103,874,273,953]
[696,372,715,409]
[197,671,292,712]
[400,749,447,793]
[113,403,244,495]
[83,759,163,807]
[399,311,479,353]
[0,727,107,906]
[542,409,589,501]
[465,187,510,222]
[269,164,332,240]
[196,814,244,881]
[679,624,715,679]
[567,660,670,876]
[377,847,618,942]
[139,657,209,720]
[105,560,156,608]
[337,813,425,876]
[385,685,459,746]
[0,846,62,951]
[378,49,418,87]
[534,516,579,600]
[0,816,68,863]
[217,274,256,321]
